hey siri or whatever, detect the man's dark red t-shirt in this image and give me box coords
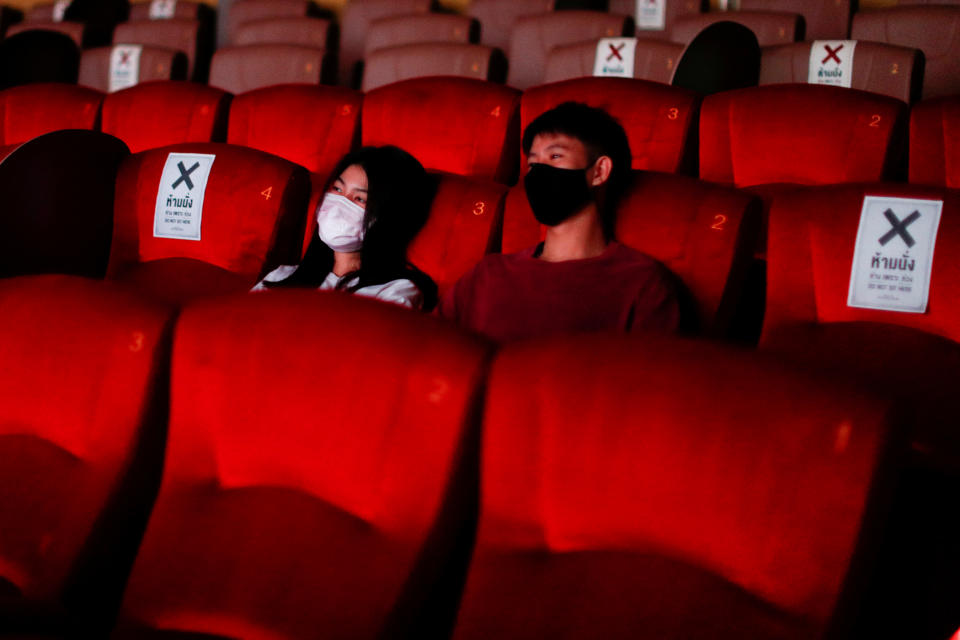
[438,242,680,342]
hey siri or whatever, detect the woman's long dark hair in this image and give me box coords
[265,145,438,310]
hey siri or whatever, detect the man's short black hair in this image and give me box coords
[522,102,633,237]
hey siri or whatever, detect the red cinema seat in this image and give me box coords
[113,19,210,82]
[739,0,852,40]
[226,0,315,44]
[671,10,802,46]
[852,6,960,100]
[0,83,102,155]
[227,84,361,247]
[362,77,521,185]
[339,0,430,87]
[129,0,209,21]
[361,43,504,92]
[500,171,761,337]
[507,11,633,90]
[452,333,900,639]
[608,0,704,39]
[760,41,923,105]
[409,173,509,296]
[0,275,174,635]
[699,84,908,188]
[544,38,685,85]
[364,14,477,57]
[910,96,960,188]
[232,16,333,49]
[467,0,554,53]
[521,77,700,174]
[79,45,188,92]
[107,142,310,304]
[113,291,491,638]
[100,81,229,154]
[209,44,330,93]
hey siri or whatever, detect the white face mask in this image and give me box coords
[316,193,366,252]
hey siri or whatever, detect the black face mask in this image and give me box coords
[523,163,593,227]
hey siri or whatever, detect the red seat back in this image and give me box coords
[671,10,802,46]
[116,291,490,637]
[209,44,329,94]
[362,77,521,184]
[365,14,477,57]
[113,19,206,81]
[521,77,699,174]
[361,43,503,92]
[339,0,430,86]
[226,0,313,44]
[609,0,703,40]
[740,0,852,40]
[699,84,907,187]
[910,96,960,188]
[79,45,188,92]
[467,0,554,52]
[232,16,333,48]
[101,81,229,154]
[544,38,685,85]
[0,83,102,146]
[453,333,897,639]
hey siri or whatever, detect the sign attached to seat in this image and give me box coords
[635,0,666,31]
[52,0,70,22]
[149,0,177,19]
[809,40,857,88]
[594,38,637,78]
[847,196,943,313]
[154,153,216,241]
[109,45,142,93]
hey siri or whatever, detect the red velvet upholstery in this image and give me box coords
[452,333,898,639]
[521,77,700,174]
[100,81,229,154]
[544,38,685,85]
[409,173,509,296]
[232,16,333,48]
[852,6,960,99]
[740,0,852,40]
[78,45,188,92]
[6,22,85,47]
[609,0,703,40]
[361,43,502,92]
[113,19,206,81]
[339,0,430,87]
[364,14,476,56]
[699,84,907,187]
[107,142,310,303]
[209,44,329,94]
[467,0,554,52]
[910,96,960,188]
[129,0,206,20]
[0,83,102,146]
[226,0,313,44]
[671,10,802,46]
[760,41,923,105]
[507,11,632,90]
[115,291,490,638]
[763,182,960,344]
[362,77,521,185]
[0,275,173,632]
[501,171,761,336]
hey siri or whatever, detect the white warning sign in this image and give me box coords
[635,0,666,31]
[149,0,177,19]
[594,38,637,78]
[52,0,70,22]
[153,153,216,241]
[847,196,943,314]
[809,40,856,88]
[108,45,142,93]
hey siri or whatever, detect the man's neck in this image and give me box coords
[539,204,609,262]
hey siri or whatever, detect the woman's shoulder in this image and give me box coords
[354,278,423,309]
[250,265,299,291]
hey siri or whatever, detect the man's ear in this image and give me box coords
[589,155,613,186]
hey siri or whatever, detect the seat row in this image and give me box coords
[2,273,958,638]
[5,0,960,95]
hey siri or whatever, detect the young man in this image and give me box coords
[438,102,680,342]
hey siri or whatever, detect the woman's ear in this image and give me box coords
[589,155,614,186]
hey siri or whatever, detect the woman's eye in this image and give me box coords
[355,197,366,205]
[331,185,342,193]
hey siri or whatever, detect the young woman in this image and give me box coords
[252,145,437,310]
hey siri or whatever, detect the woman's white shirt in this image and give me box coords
[251,265,423,309]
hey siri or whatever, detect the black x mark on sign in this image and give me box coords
[172,161,200,190]
[822,44,844,65]
[606,43,625,62]
[878,208,920,248]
